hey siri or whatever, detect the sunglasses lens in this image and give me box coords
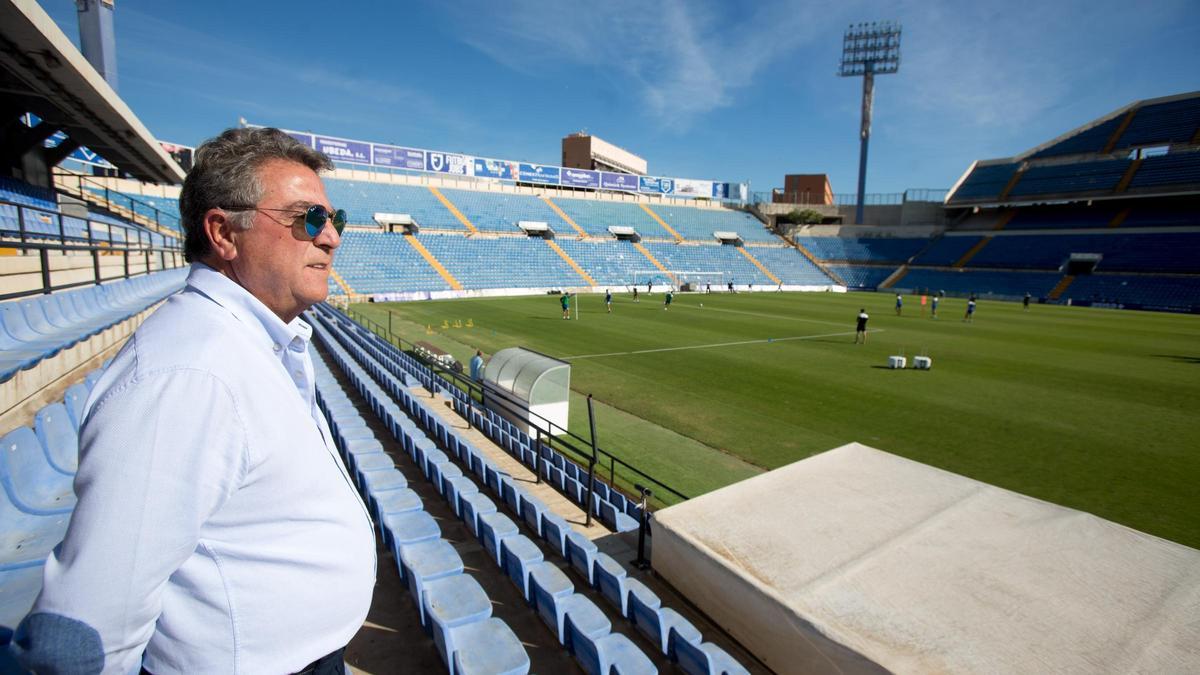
[304,205,344,238]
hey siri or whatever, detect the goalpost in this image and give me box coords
[631,270,725,292]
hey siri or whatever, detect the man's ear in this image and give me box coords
[203,208,239,261]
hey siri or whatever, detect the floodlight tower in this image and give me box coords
[839,21,901,225]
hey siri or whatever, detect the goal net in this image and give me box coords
[631,270,724,292]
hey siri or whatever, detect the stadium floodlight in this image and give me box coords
[839,21,901,225]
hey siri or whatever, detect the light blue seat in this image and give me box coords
[362,468,408,511]
[0,564,50,630]
[437,462,464,497]
[460,493,497,537]
[577,632,658,675]
[0,427,76,515]
[540,512,571,558]
[33,403,78,475]
[674,638,749,675]
[565,530,599,585]
[562,594,611,658]
[375,488,424,545]
[593,553,629,615]
[477,512,519,566]
[413,436,437,468]
[424,448,451,481]
[423,573,493,671]
[449,618,531,675]
[0,490,69,571]
[629,590,701,657]
[399,538,465,626]
[519,492,546,537]
[529,561,575,642]
[598,499,639,533]
[383,510,441,565]
[500,534,544,602]
[501,479,522,518]
[353,452,396,492]
[61,383,90,431]
[444,475,479,518]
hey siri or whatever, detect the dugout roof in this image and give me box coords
[0,0,186,184]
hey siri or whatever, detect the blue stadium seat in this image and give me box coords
[565,530,598,585]
[529,561,575,643]
[449,618,531,675]
[32,403,78,475]
[460,492,497,538]
[592,553,629,615]
[500,534,544,603]
[477,512,519,566]
[673,638,749,675]
[422,573,493,670]
[0,427,75,515]
[399,539,465,626]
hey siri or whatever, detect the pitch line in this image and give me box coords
[562,329,882,360]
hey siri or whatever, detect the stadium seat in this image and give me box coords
[32,403,78,475]
[500,534,544,603]
[477,512,519,566]
[0,427,76,515]
[673,638,750,675]
[561,594,611,657]
[460,493,497,538]
[576,632,658,675]
[448,618,531,675]
[529,561,575,643]
[399,539,465,626]
[592,552,629,615]
[565,530,598,585]
[383,510,441,565]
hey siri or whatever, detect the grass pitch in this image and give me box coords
[350,291,1200,548]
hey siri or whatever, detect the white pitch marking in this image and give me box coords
[562,329,882,360]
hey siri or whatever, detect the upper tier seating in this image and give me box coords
[951,163,1018,201]
[912,236,985,266]
[967,233,1200,273]
[896,269,1062,297]
[324,180,464,231]
[1059,274,1200,309]
[648,205,776,243]
[553,239,651,286]
[1129,152,1200,189]
[794,236,928,263]
[1030,115,1126,159]
[1113,97,1200,149]
[552,198,665,238]
[1,268,189,383]
[440,189,561,234]
[1008,159,1131,197]
[825,265,897,289]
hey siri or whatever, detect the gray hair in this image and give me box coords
[179,127,333,262]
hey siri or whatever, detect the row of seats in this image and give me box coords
[0,367,105,630]
[793,236,928,263]
[312,307,748,674]
[313,303,644,530]
[1,268,189,382]
[311,337,531,674]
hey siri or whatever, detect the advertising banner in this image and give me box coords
[426,151,474,176]
[373,145,425,170]
[286,132,315,148]
[639,175,675,195]
[600,172,639,191]
[474,158,516,180]
[315,136,371,165]
[674,178,712,199]
[711,182,730,200]
[518,163,561,185]
[560,168,600,189]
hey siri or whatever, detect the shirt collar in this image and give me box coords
[186,263,313,352]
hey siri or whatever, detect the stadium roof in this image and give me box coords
[0,0,186,184]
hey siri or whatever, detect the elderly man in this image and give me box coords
[16,128,376,673]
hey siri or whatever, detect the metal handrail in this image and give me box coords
[340,306,690,508]
[52,171,182,234]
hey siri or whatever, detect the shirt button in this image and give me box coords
[273,343,282,352]
[295,370,304,378]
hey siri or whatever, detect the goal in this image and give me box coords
[631,270,724,292]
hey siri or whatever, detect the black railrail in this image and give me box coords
[53,171,183,234]
[343,306,690,510]
[1,198,184,301]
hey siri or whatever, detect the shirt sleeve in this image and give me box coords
[17,368,246,674]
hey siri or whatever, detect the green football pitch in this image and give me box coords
[348,291,1200,549]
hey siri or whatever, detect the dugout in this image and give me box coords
[482,347,570,437]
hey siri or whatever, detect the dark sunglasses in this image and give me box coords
[222,204,347,238]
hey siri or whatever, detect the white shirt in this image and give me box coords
[23,263,376,674]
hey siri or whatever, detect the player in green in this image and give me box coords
[663,288,674,311]
[560,292,570,319]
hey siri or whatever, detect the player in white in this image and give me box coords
[855,308,869,343]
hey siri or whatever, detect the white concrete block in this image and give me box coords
[888,356,907,369]
[913,356,932,370]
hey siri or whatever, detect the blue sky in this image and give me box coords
[41,0,1199,196]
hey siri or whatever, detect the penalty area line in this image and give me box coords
[562,329,883,360]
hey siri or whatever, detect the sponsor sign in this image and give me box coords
[674,178,712,198]
[711,182,730,199]
[373,145,425,170]
[600,172,639,191]
[474,158,516,180]
[639,175,675,195]
[286,132,315,148]
[560,168,600,189]
[315,136,371,164]
[518,163,561,185]
[426,151,474,176]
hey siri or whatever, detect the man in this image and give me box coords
[931,294,939,318]
[605,288,613,313]
[965,295,977,322]
[561,292,571,319]
[728,280,735,293]
[632,285,639,303]
[1024,292,1032,311]
[856,308,869,344]
[15,128,376,673]
[470,349,485,382]
[895,293,903,316]
[705,282,711,294]
[664,288,674,310]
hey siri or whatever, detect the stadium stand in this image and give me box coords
[641,242,772,286]
[792,236,928,263]
[323,180,465,231]
[649,204,777,243]
[741,246,833,285]
[1111,96,1200,149]
[1007,158,1132,197]
[824,264,898,289]
[551,197,665,239]
[332,232,453,294]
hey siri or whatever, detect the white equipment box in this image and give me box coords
[913,356,932,370]
[888,356,907,369]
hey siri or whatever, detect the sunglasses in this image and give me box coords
[222,204,347,238]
